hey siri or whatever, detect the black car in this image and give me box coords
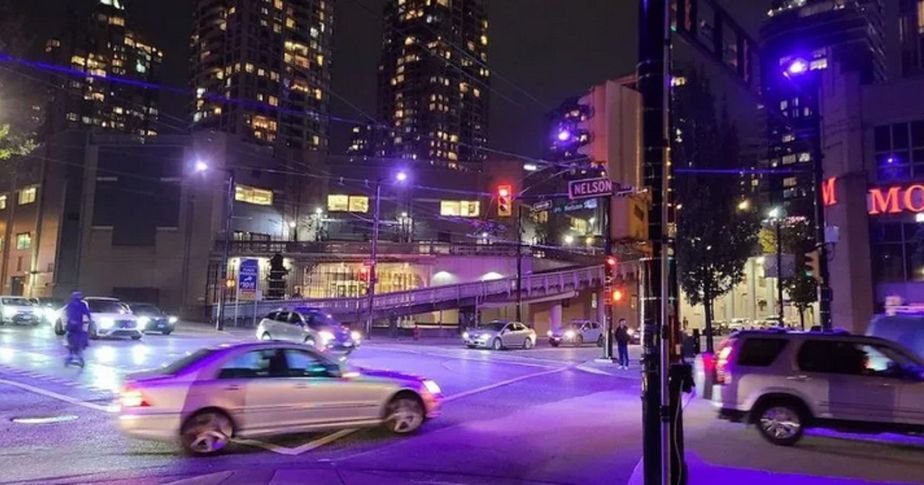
[126,302,178,335]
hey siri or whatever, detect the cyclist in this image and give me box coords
[64,291,91,368]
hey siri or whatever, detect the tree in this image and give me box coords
[673,72,760,352]
[777,219,817,329]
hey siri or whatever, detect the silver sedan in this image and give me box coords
[462,321,536,350]
[118,342,442,455]
[256,309,361,354]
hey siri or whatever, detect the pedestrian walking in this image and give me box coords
[615,318,631,369]
[64,291,91,368]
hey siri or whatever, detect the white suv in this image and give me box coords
[712,330,924,446]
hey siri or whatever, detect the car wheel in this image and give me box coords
[304,337,316,347]
[523,337,534,350]
[181,410,234,455]
[492,338,504,351]
[755,400,805,446]
[89,324,100,340]
[550,340,559,347]
[576,335,584,347]
[163,330,172,336]
[131,335,142,340]
[54,320,65,336]
[466,344,476,349]
[384,394,425,434]
[596,335,604,347]
[261,332,272,341]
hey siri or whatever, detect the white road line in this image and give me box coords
[443,366,570,403]
[234,428,357,455]
[0,378,115,413]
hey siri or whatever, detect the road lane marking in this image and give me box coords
[234,428,357,455]
[0,378,115,413]
[443,366,570,403]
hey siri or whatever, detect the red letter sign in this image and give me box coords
[869,186,902,214]
[821,177,837,206]
[905,184,924,212]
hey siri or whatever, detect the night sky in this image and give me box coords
[12,0,769,160]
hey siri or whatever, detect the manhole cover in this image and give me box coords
[10,415,79,424]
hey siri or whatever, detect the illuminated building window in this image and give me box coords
[314,88,322,100]
[0,194,6,210]
[18,187,37,205]
[440,200,480,217]
[15,232,31,250]
[327,195,369,213]
[235,184,274,206]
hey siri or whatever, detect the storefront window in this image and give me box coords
[871,221,924,282]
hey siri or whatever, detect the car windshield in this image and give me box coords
[161,348,219,375]
[300,311,340,328]
[87,299,127,314]
[131,304,164,316]
[1,297,32,306]
[480,322,507,331]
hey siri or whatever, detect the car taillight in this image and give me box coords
[714,341,735,385]
[119,386,150,408]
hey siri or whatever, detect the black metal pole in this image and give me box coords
[639,0,682,483]
[602,195,614,361]
[516,204,523,322]
[812,95,832,331]
[216,170,234,331]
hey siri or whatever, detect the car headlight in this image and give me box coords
[168,316,178,324]
[546,330,553,337]
[99,317,114,329]
[44,308,58,320]
[319,330,335,345]
[564,330,576,339]
[350,330,362,342]
[2,307,15,318]
[423,380,442,395]
[138,316,151,326]
[462,331,470,339]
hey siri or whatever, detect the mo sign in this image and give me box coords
[867,184,924,215]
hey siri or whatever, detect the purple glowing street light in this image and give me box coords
[557,129,572,142]
[194,159,209,173]
[395,170,408,182]
[786,58,808,76]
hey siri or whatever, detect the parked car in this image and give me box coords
[462,320,536,350]
[54,297,142,340]
[548,320,604,347]
[117,341,442,455]
[712,329,924,446]
[867,311,924,360]
[0,296,40,326]
[35,297,64,323]
[126,302,178,335]
[256,307,361,354]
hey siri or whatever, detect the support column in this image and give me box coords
[550,302,563,333]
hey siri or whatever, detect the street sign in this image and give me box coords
[531,200,553,212]
[568,177,613,200]
[238,259,259,300]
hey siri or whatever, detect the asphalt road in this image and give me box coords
[1,323,923,485]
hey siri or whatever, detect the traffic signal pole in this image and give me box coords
[639,0,686,484]
[602,195,614,361]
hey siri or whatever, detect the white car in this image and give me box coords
[712,330,924,446]
[54,297,142,340]
[462,321,537,350]
[256,308,361,354]
[547,320,604,347]
[0,296,40,326]
[118,341,442,455]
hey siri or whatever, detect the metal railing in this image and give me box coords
[213,265,604,323]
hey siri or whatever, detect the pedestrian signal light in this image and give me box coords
[497,184,513,217]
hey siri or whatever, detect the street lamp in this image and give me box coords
[737,199,751,211]
[195,160,235,331]
[563,234,575,245]
[556,129,572,142]
[768,206,785,325]
[365,170,409,336]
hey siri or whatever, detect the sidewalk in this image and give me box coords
[628,453,914,485]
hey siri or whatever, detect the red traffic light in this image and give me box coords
[605,256,618,267]
[497,185,511,198]
[497,184,513,217]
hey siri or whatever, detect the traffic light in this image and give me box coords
[497,184,513,217]
[604,255,618,285]
[805,250,820,280]
[358,265,370,282]
[609,287,626,305]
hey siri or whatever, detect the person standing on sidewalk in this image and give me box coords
[614,318,631,369]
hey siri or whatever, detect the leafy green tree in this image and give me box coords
[673,72,759,352]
